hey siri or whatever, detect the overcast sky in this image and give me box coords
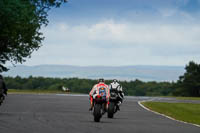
[24,0,200,66]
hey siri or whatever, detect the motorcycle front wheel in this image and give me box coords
[107,102,115,118]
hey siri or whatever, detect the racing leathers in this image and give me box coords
[89,82,110,111]
[109,81,124,110]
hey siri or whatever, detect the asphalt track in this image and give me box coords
[0,94,200,133]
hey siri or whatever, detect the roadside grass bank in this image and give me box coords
[141,102,200,126]
[159,96,200,100]
[8,89,69,94]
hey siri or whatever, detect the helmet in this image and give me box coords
[98,78,104,83]
[113,79,118,83]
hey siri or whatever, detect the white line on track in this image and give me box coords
[138,100,200,128]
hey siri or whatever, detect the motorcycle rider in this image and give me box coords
[0,75,7,99]
[109,79,124,111]
[89,78,110,112]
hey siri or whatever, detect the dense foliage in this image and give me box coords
[4,76,174,96]
[173,61,200,97]
[0,0,66,72]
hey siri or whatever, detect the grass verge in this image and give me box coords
[141,102,200,125]
[8,89,64,94]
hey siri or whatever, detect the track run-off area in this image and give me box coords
[0,94,200,133]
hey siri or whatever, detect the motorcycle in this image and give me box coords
[0,90,5,106]
[107,89,118,118]
[93,95,107,122]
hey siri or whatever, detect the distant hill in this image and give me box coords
[2,65,185,81]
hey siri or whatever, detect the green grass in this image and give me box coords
[8,89,84,94]
[8,89,64,94]
[142,102,200,125]
[159,96,200,100]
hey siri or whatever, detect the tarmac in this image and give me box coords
[0,94,199,133]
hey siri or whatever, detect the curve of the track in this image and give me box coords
[0,94,200,133]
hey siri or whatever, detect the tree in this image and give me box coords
[174,61,200,97]
[0,0,67,72]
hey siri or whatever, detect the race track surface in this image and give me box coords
[0,94,200,133]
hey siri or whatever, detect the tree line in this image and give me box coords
[4,61,200,97]
[5,76,174,96]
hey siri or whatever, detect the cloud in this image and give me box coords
[26,19,200,66]
[43,20,200,45]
